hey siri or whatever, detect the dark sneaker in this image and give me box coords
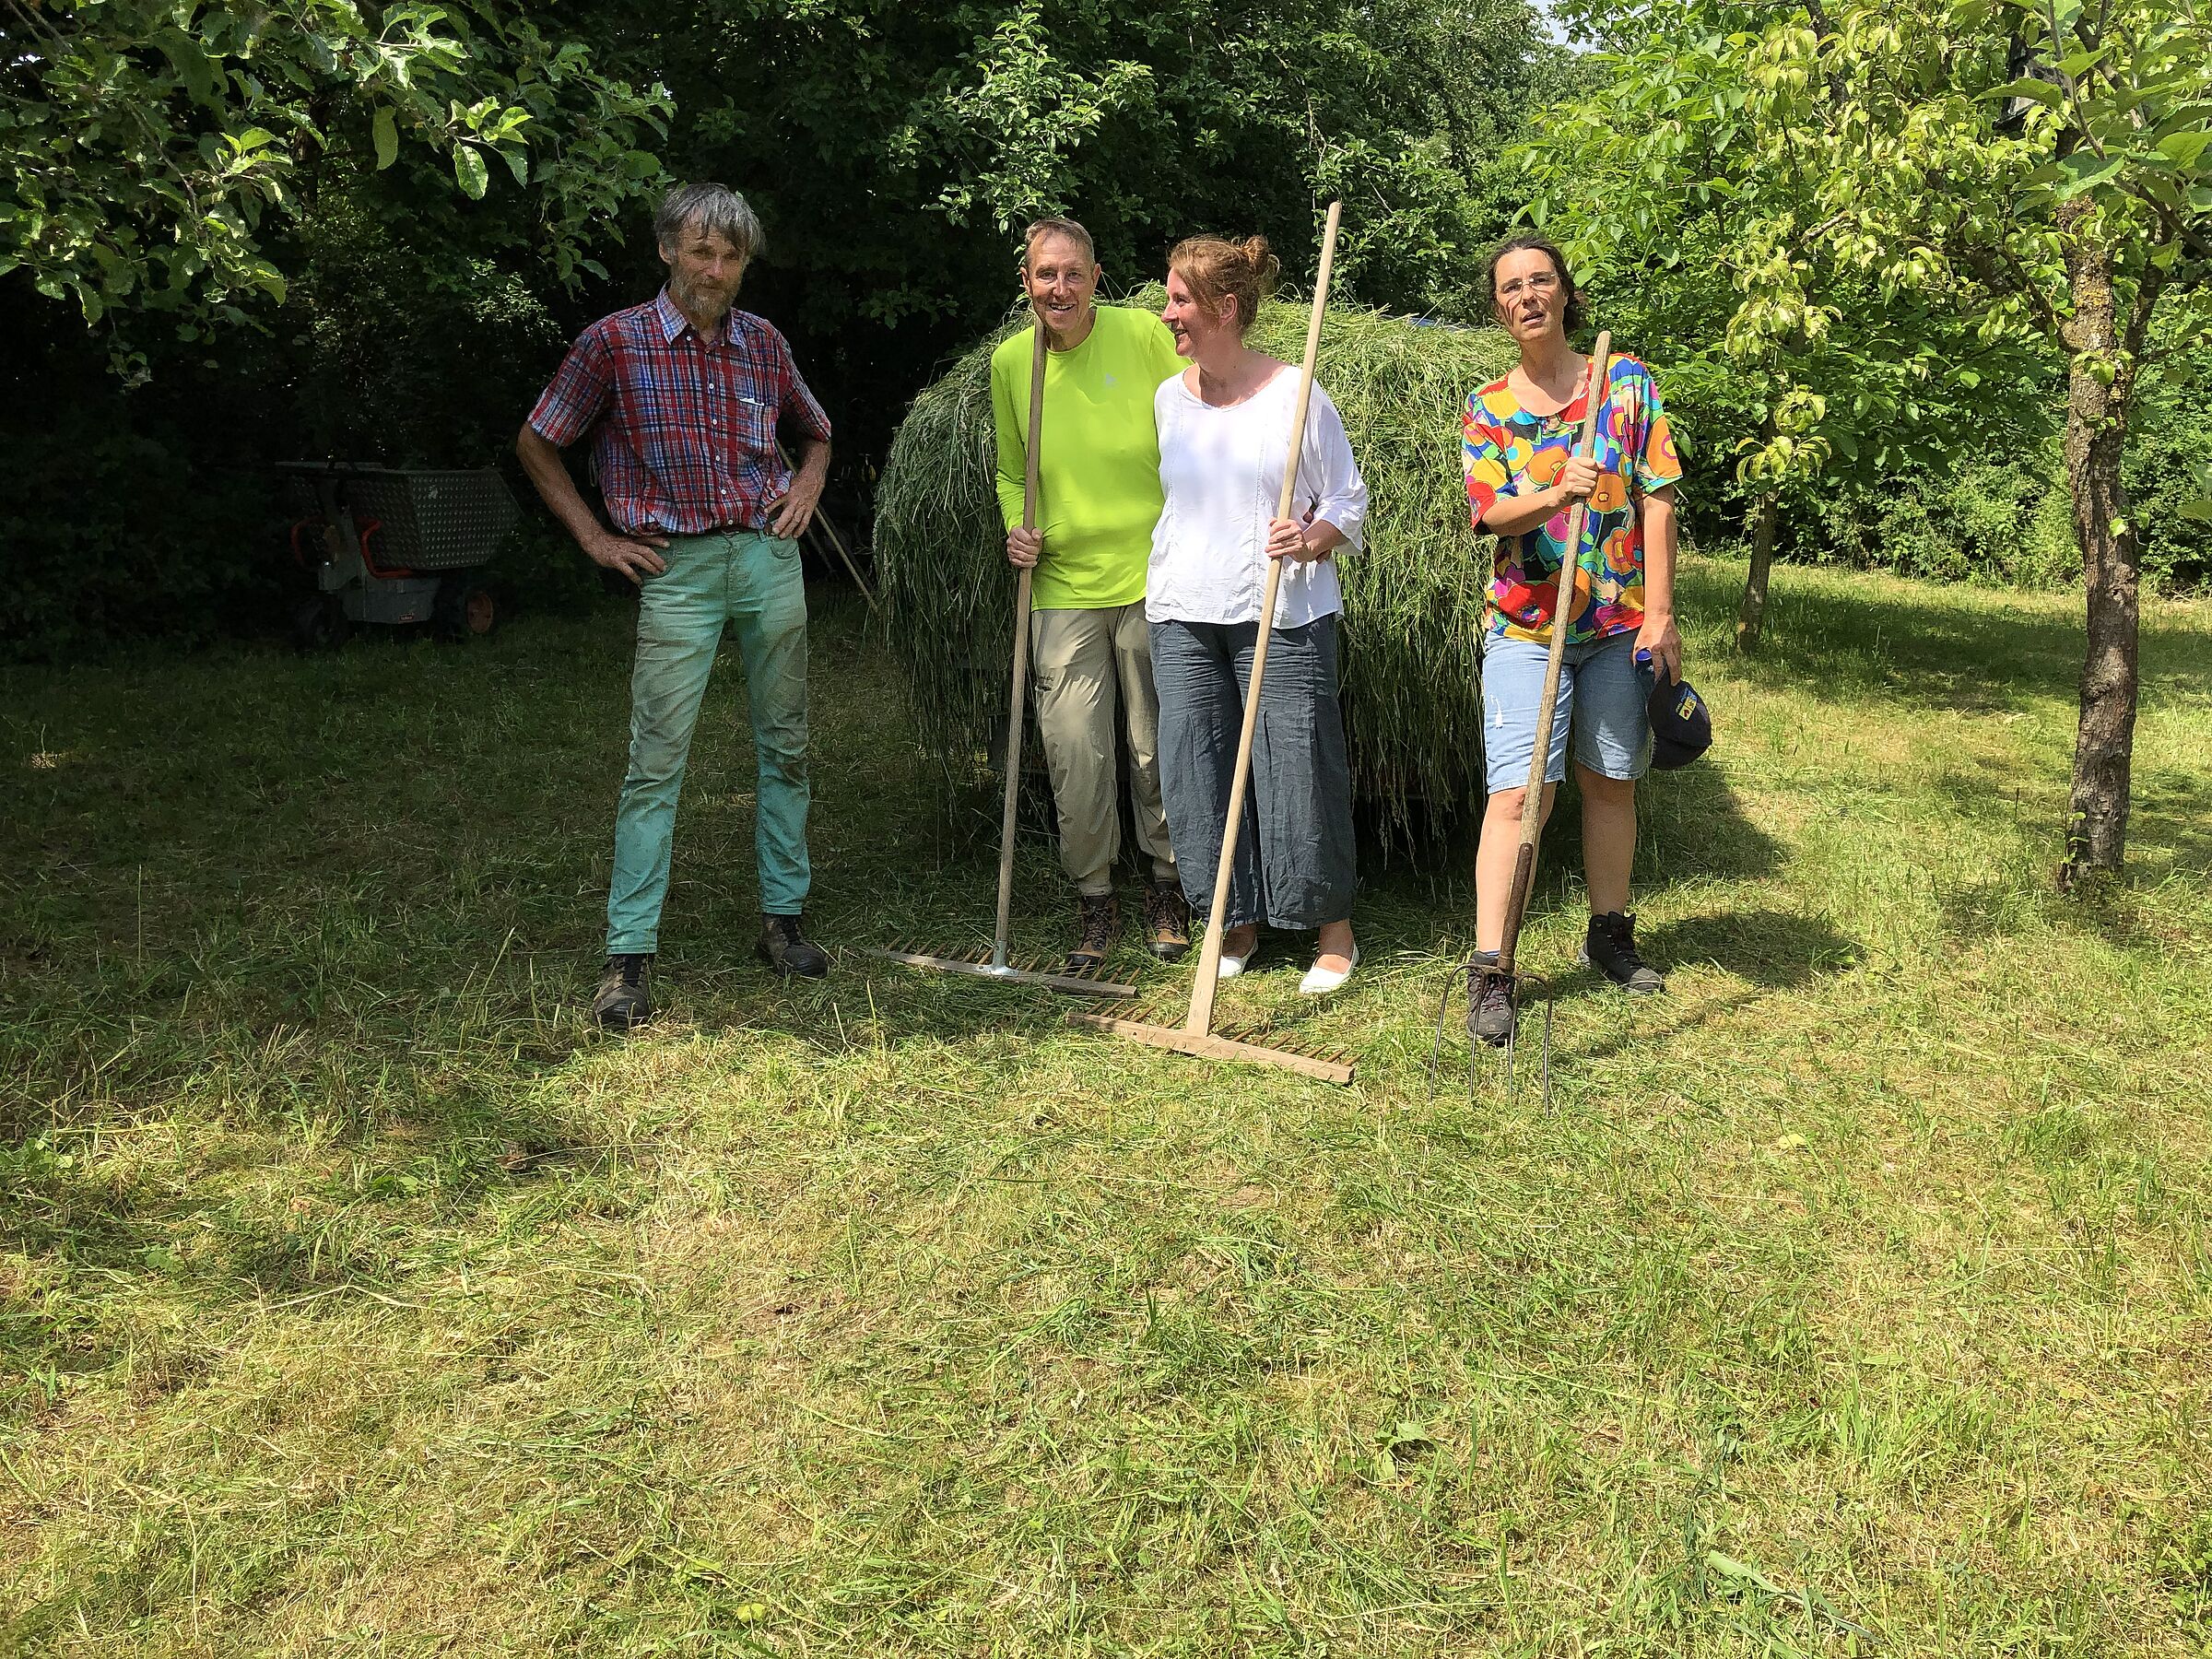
[1065,892,1118,974]
[593,953,653,1030]
[1141,879,1191,962]
[1580,911,1665,994]
[1465,951,1516,1047]
[759,913,830,979]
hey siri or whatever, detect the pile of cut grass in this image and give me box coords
[876,292,1514,840]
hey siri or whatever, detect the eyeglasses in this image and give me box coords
[1496,270,1560,300]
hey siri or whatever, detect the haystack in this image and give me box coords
[876,293,1514,842]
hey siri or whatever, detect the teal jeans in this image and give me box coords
[606,529,811,954]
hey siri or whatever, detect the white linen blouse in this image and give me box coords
[1147,365,1369,629]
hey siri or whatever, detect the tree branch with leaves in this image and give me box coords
[0,1,672,363]
[1524,0,2209,882]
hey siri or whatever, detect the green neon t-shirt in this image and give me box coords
[991,303,1185,611]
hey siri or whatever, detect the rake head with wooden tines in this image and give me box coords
[1077,993,1355,1084]
[870,936,1138,998]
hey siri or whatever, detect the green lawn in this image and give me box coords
[4,557,2209,1656]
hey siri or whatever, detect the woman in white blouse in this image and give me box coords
[1149,234,1370,994]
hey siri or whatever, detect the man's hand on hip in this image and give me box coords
[768,471,825,542]
[583,526,669,584]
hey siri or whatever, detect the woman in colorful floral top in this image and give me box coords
[1460,234,1684,1047]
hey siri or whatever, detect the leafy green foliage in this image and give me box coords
[2124,318,2212,591]
[1,0,672,352]
[1801,448,2080,590]
[1528,0,2210,482]
[618,0,1566,385]
[1520,2,2060,532]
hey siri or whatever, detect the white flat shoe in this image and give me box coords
[1216,934,1256,981]
[1300,944,1359,995]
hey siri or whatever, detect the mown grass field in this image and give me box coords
[4,556,2209,1657]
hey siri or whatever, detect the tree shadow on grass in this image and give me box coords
[1526,765,1790,904]
[1529,906,1860,1069]
[1638,906,1861,987]
[2127,763,2212,878]
[1921,750,2209,945]
[0,1008,618,1414]
[1686,560,2212,720]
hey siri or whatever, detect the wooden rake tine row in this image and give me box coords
[1112,992,1355,1064]
[867,939,1138,998]
[1075,1002,1356,1086]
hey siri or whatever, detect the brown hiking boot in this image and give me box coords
[1142,879,1191,961]
[1065,892,1118,975]
[1465,951,1514,1047]
[592,953,653,1030]
[758,913,830,979]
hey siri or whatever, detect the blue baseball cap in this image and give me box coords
[1637,651,1712,770]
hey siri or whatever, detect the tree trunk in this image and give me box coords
[1735,491,1780,653]
[2056,215,2140,888]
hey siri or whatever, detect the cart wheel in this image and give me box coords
[434,579,499,641]
[291,594,350,653]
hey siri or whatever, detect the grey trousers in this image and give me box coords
[1150,614,1358,932]
[1030,602,1176,895]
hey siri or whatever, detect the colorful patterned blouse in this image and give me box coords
[1461,355,1682,645]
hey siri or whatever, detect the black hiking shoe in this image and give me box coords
[758,914,830,979]
[593,953,653,1030]
[1465,951,1516,1048]
[1580,911,1665,994]
[1142,879,1191,962]
[1065,892,1119,975]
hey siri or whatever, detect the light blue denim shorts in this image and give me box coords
[1481,630,1653,794]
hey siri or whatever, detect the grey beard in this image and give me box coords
[670,273,736,323]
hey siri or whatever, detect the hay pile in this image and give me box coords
[876,292,1515,841]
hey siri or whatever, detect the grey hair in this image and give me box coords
[1021,216,1096,266]
[654,182,763,263]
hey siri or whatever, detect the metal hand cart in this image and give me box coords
[280,461,517,649]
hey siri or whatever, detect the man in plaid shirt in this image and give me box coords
[518,181,834,1029]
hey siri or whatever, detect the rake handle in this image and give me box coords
[1185,200,1343,1036]
[992,321,1051,970]
[1496,332,1611,978]
[774,440,879,616]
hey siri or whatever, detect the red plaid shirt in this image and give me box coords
[528,289,831,536]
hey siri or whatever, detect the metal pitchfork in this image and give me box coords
[1431,331,1614,1109]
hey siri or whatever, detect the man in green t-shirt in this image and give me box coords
[992,217,1188,971]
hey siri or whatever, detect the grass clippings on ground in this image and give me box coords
[2,558,2209,1656]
